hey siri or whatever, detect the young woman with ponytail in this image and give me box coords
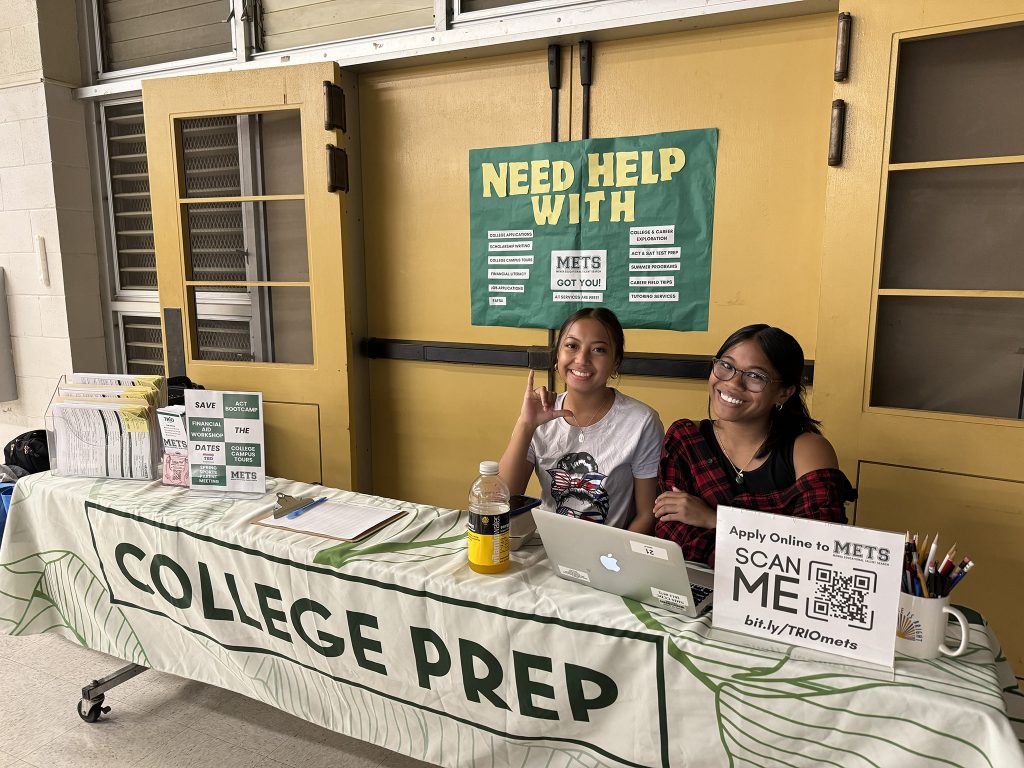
[653,324,854,566]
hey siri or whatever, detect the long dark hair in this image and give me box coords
[713,324,820,458]
[553,307,625,371]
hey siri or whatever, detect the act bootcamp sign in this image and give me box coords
[469,128,717,330]
[713,507,903,667]
[185,390,265,493]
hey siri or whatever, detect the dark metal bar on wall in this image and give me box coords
[365,338,814,384]
[163,307,187,379]
[579,40,593,140]
[828,99,847,166]
[834,12,852,81]
[546,43,561,391]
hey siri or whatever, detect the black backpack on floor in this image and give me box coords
[4,429,49,475]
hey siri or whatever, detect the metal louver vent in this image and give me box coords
[181,116,247,291]
[182,116,242,197]
[119,314,255,374]
[106,103,155,291]
[196,319,255,362]
[187,202,247,281]
[122,315,164,373]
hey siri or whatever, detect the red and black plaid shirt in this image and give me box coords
[656,419,854,566]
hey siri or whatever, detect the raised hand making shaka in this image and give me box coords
[519,369,573,429]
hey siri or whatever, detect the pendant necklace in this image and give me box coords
[713,422,768,485]
[568,392,612,445]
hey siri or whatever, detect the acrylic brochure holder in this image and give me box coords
[45,375,160,481]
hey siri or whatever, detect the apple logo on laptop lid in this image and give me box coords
[599,553,620,572]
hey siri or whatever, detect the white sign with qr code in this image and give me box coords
[712,506,904,668]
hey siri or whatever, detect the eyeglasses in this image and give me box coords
[711,358,780,393]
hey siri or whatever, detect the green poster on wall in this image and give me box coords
[469,128,718,330]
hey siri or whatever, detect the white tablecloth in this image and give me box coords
[1,472,1021,767]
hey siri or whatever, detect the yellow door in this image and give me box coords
[143,63,368,488]
[816,2,1024,672]
[359,15,836,509]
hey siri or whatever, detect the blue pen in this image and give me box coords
[286,496,328,519]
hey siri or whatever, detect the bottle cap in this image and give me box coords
[479,460,499,475]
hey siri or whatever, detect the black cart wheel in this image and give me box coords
[78,696,110,722]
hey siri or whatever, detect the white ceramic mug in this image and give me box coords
[895,592,969,659]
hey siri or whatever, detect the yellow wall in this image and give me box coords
[359,15,835,508]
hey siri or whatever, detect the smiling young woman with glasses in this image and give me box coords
[652,324,855,566]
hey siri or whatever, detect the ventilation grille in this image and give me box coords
[182,116,242,197]
[122,315,164,374]
[119,314,255,374]
[196,319,255,362]
[187,202,247,281]
[106,103,155,291]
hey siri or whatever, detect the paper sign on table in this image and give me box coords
[713,506,903,667]
[185,390,265,493]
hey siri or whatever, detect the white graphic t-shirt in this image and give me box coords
[527,391,663,528]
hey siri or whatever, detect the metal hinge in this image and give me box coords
[326,144,348,193]
[323,80,346,132]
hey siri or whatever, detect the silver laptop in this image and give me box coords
[534,509,714,617]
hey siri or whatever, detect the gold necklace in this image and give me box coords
[567,391,613,444]
[713,422,768,485]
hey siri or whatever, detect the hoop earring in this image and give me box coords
[775,403,784,411]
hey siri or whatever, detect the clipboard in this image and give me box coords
[253,498,407,542]
[272,493,315,518]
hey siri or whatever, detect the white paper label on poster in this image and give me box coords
[629,247,681,259]
[553,292,603,302]
[629,225,674,245]
[629,292,679,302]
[488,229,534,239]
[487,255,534,265]
[488,241,532,252]
[550,250,606,291]
[629,262,681,272]
[713,506,903,667]
[629,276,675,287]
[186,390,265,493]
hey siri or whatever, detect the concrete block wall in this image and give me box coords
[0,0,106,446]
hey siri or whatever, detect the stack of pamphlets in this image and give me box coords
[47,374,165,480]
[156,405,188,486]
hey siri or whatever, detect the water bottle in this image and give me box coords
[467,460,510,574]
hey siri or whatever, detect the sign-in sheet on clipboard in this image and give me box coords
[257,500,406,542]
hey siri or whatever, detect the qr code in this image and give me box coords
[805,561,876,629]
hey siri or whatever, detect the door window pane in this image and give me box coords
[872,296,1024,419]
[190,286,313,364]
[180,111,303,197]
[184,200,309,282]
[880,164,1024,291]
[891,24,1024,163]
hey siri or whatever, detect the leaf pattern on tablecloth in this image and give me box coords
[0,550,148,665]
